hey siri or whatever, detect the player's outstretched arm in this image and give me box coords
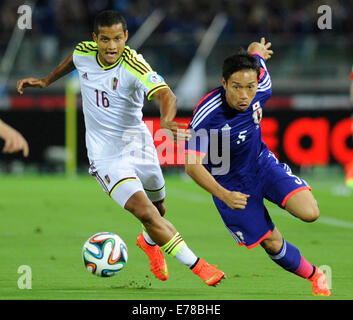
[17,53,75,94]
[185,153,250,210]
[0,119,29,157]
[247,37,274,61]
[153,88,191,143]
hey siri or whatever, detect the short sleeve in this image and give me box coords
[137,72,169,100]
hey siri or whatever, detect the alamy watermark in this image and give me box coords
[317,5,332,30]
[120,122,231,175]
[319,265,332,289]
[17,5,32,30]
[17,265,32,289]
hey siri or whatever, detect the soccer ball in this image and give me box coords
[82,232,128,277]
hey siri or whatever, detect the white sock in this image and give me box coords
[143,230,156,246]
[174,244,198,267]
[161,232,198,267]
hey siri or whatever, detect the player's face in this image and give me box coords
[93,23,128,66]
[222,70,258,111]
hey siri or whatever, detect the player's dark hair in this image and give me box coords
[222,48,260,82]
[94,10,127,35]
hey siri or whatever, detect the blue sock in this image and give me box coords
[267,240,316,279]
[267,240,301,272]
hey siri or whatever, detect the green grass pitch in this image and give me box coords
[0,173,352,300]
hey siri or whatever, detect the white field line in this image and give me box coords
[168,187,353,230]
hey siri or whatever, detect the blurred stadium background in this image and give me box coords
[0,0,352,176]
[1,0,353,301]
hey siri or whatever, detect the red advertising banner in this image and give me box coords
[1,110,351,168]
[143,116,353,167]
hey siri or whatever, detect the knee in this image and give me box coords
[261,238,283,254]
[285,190,320,223]
[125,201,159,225]
[300,205,320,223]
[137,206,159,225]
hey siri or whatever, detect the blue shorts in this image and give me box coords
[213,151,311,249]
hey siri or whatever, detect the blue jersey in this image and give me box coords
[185,53,272,190]
[185,53,313,249]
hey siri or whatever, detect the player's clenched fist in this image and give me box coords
[221,191,250,210]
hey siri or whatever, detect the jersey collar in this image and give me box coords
[96,52,122,70]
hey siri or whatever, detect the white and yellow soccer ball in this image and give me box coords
[82,232,128,277]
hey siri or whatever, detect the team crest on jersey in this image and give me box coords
[111,77,118,90]
[148,73,164,84]
[252,101,262,124]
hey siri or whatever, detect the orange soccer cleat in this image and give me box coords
[136,233,169,281]
[309,267,331,296]
[191,258,226,286]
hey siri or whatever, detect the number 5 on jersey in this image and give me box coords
[237,130,247,145]
[95,89,110,108]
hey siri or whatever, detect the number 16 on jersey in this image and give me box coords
[95,89,110,108]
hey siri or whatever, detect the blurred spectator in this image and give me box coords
[0,0,352,86]
[1,0,352,40]
[33,0,58,65]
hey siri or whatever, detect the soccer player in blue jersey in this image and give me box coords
[184,38,331,296]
